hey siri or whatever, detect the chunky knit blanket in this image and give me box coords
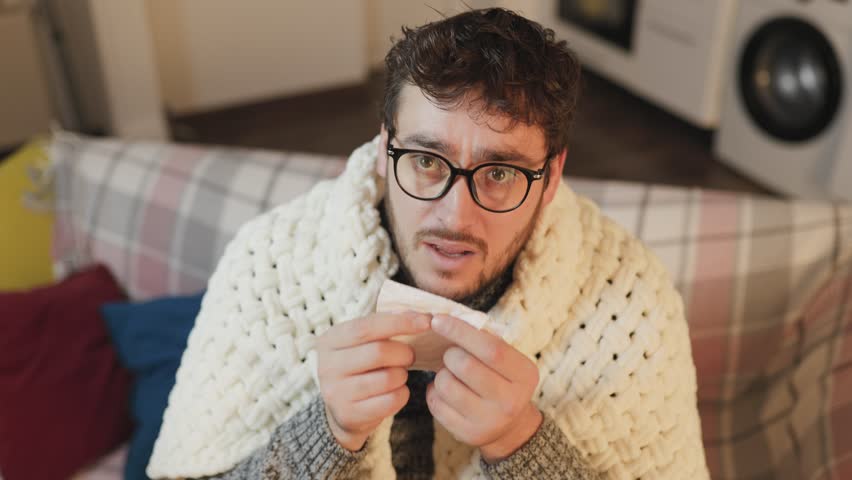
[147,137,709,479]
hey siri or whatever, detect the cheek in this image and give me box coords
[485,223,514,252]
[389,187,429,240]
[485,210,535,255]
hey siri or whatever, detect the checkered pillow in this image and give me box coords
[49,133,345,300]
[571,177,852,480]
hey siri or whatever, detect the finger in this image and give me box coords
[433,367,485,421]
[442,346,510,400]
[329,340,415,375]
[350,385,410,425]
[431,314,528,382]
[326,312,432,349]
[341,367,409,402]
[426,381,477,444]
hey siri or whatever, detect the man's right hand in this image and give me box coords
[315,311,432,452]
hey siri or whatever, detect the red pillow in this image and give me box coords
[0,264,133,480]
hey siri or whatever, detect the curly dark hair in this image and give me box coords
[382,7,582,162]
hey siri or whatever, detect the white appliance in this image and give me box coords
[714,0,852,201]
[521,0,738,129]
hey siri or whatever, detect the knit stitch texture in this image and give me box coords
[147,137,709,479]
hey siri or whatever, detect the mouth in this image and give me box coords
[426,242,473,258]
[424,240,476,258]
[417,235,482,273]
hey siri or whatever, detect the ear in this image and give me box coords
[377,124,389,178]
[541,148,567,207]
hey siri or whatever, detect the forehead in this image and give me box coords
[394,84,547,157]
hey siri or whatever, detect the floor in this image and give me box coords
[169,70,775,196]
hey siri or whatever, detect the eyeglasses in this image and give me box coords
[386,140,549,213]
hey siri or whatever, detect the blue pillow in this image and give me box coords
[101,291,204,480]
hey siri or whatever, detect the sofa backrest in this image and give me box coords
[50,133,346,300]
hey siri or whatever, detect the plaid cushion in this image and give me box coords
[49,135,852,479]
[50,133,345,300]
[571,177,852,480]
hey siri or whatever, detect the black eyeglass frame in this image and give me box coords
[386,140,550,213]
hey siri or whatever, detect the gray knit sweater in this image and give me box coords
[198,372,601,479]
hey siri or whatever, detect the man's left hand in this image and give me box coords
[426,314,543,463]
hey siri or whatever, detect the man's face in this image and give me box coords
[377,85,566,301]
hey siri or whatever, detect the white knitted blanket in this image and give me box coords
[147,137,709,479]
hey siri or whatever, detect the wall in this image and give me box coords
[0,9,52,147]
[365,0,539,68]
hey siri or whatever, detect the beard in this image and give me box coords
[379,180,545,312]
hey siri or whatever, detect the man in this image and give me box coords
[147,8,709,480]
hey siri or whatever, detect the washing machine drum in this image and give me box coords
[739,17,843,143]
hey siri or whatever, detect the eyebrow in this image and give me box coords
[399,133,540,167]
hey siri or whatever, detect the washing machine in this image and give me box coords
[715,0,852,201]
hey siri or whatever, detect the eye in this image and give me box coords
[487,166,516,183]
[416,156,437,170]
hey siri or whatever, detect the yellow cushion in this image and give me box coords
[0,138,54,291]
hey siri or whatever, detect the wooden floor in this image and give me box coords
[169,70,775,196]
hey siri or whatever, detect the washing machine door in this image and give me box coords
[739,17,843,143]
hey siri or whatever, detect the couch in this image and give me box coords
[2,132,850,480]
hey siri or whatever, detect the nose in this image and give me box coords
[435,175,479,229]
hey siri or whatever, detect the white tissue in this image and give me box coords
[375,279,498,371]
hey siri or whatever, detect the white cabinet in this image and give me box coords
[147,0,370,114]
[86,0,169,139]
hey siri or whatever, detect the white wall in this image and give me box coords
[366,0,453,68]
[147,0,370,115]
[0,10,52,147]
[365,0,539,68]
